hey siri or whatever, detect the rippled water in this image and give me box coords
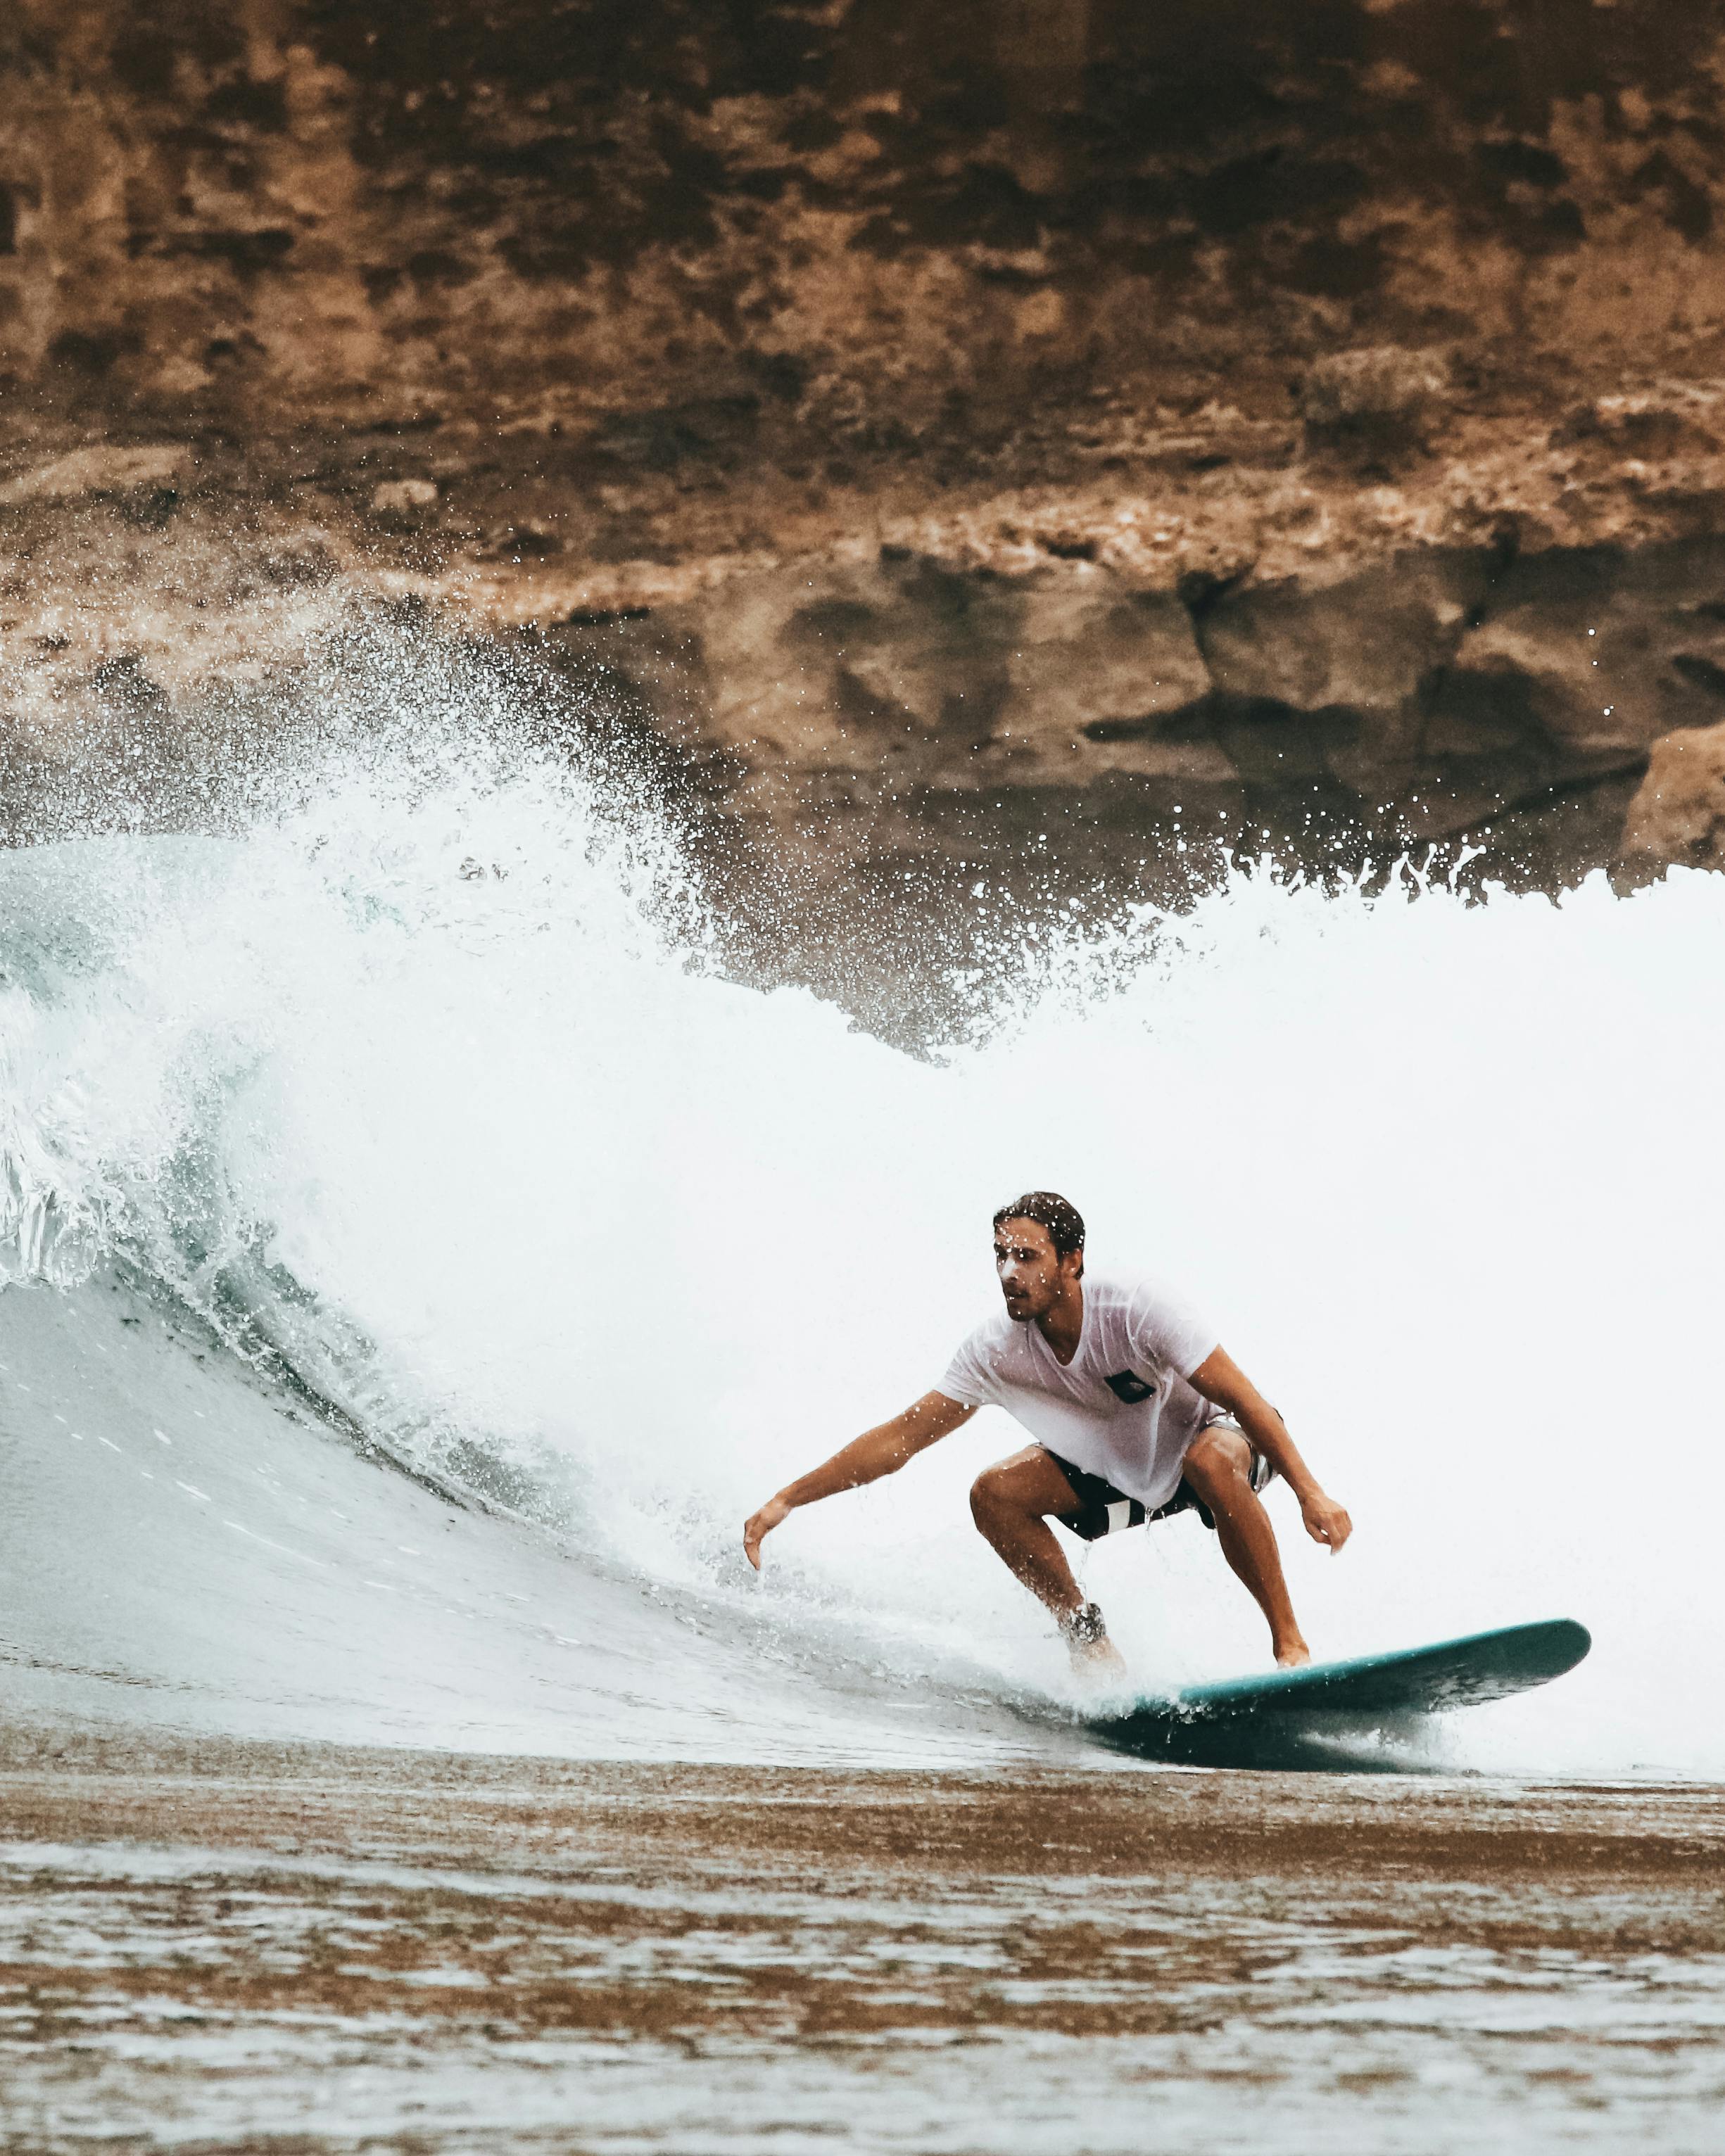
[4,1752,1721,2155]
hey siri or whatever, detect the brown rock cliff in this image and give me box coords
[6,0,1725,946]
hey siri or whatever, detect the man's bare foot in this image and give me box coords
[1068,1631,1130,1685]
[1274,1639,1312,1668]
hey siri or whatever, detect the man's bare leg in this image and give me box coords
[1181,1428,1310,1666]
[969,1447,1128,1678]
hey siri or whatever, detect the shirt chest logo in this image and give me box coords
[1104,1369,1156,1404]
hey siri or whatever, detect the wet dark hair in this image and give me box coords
[992,1191,1086,1264]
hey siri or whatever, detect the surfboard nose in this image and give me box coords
[1534,1618,1592,1676]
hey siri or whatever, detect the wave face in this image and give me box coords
[4,692,1724,1775]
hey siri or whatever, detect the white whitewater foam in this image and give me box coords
[3,731,1722,1774]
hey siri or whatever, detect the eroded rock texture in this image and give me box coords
[6,0,1725,909]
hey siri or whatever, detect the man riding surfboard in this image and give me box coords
[743,1191,1352,1675]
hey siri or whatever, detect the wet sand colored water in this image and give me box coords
[3,1740,1723,2152]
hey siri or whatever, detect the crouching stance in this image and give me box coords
[743,1191,1352,1675]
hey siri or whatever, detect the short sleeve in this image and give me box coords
[1127,1280,1219,1381]
[938,1325,999,1408]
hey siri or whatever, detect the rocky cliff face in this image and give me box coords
[6,0,1725,951]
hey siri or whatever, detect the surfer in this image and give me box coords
[743,1191,1351,1676]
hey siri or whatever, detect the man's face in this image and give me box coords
[994,1217,1077,1322]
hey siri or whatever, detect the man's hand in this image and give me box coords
[1300,1490,1353,1553]
[743,1494,792,1571]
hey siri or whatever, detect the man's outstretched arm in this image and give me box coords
[743,1390,978,1569]
[1188,1346,1353,1552]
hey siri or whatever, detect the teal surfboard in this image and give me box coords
[1092,1618,1591,1770]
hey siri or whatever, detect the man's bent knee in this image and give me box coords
[1183,1427,1253,1495]
[970,1468,1010,1526]
[971,1459,1063,1530]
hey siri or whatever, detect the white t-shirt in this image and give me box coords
[938,1272,1222,1510]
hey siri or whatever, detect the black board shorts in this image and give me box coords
[1045,1425,1275,1543]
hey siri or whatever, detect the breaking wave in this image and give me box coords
[4,658,1723,1775]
